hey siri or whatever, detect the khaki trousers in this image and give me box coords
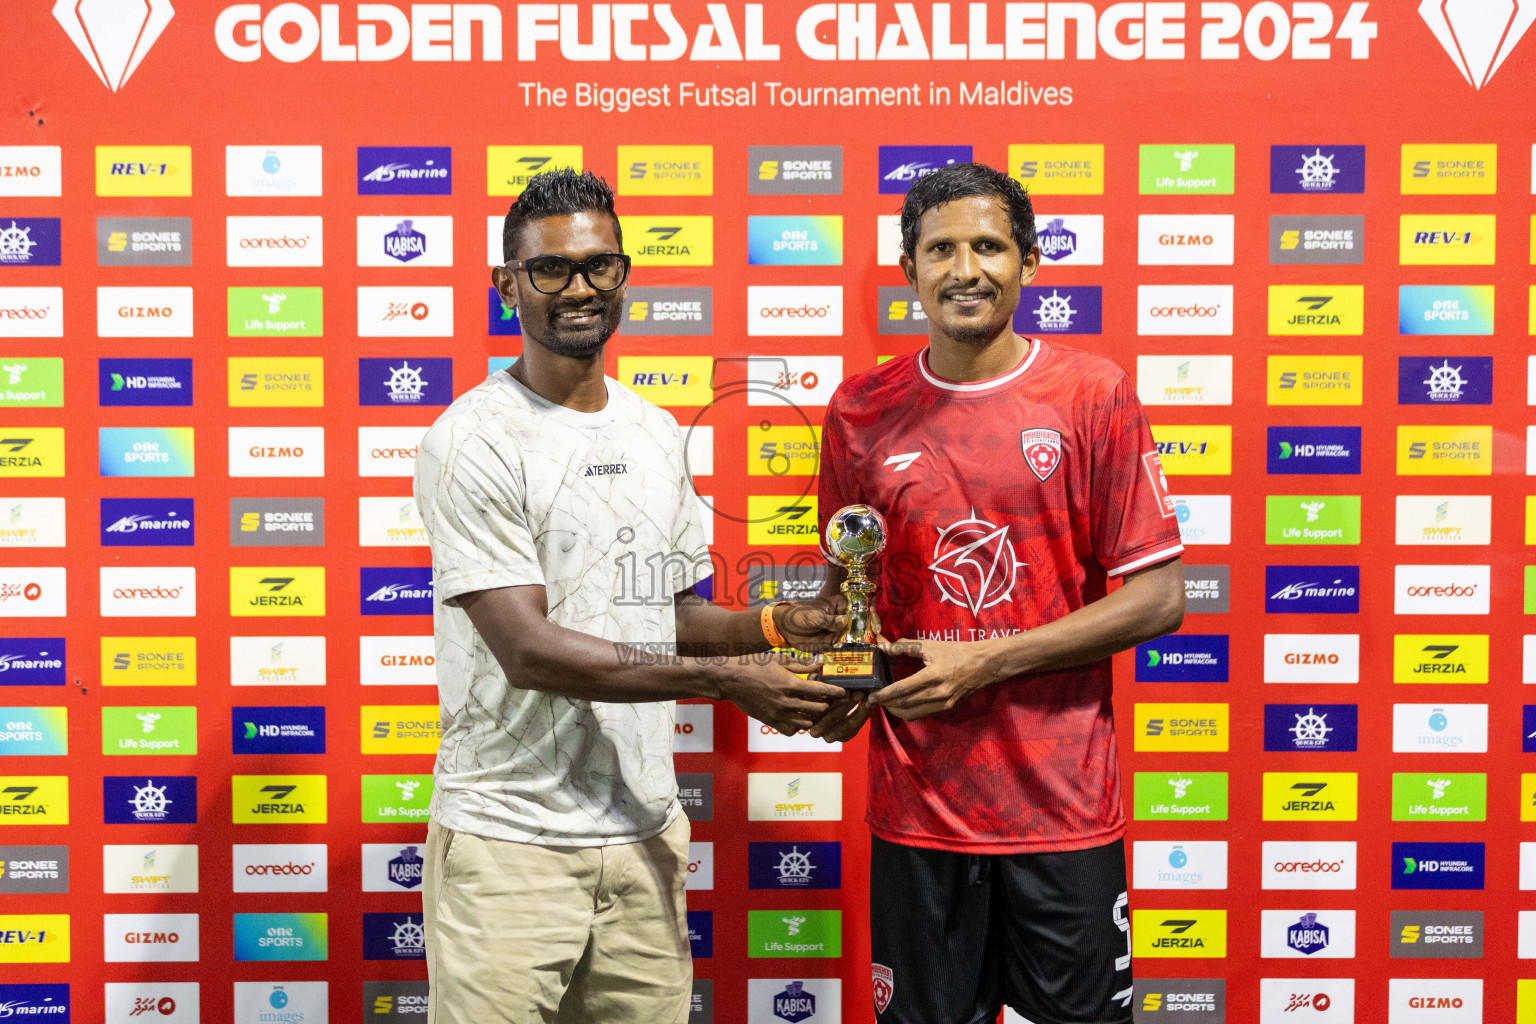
[423,814,693,1024]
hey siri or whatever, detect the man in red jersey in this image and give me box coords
[809,163,1186,1024]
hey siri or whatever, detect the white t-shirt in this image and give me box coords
[414,370,711,846]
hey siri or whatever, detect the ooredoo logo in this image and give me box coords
[359,426,428,477]
[1395,564,1490,615]
[226,217,323,267]
[1261,841,1357,890]
[0,288,64,338]
[1136,286,1233,335]
[747,286,843,337]
[101,567,195,617]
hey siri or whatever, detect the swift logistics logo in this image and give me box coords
[1262,772,1359,821]
[1396,495,1491,545]
[1133,703,1228,752]
[1263,705,1358,752]
[1394,634,1489,683]
[99,358,192,407]
[747,773,842,821]
[1267,286,1364,335]
[1133,771,1228,821]
[1136,356,1233,406]
[228,636,324,688]
[1130,910,1227,958]
[232,775,327,824]
[1270,145,1365,193]
[1134,635,1228,682]
[361,568,434,616]
[0,498,66,548]
[357,146,452,195]
[1267,426,1360,475]
[1016,286,1102,334]
[1398,356,1492,405]
[1270,214,1364,265]
[1264,566,1359,613]
[1399,286,1494,334]
[878,146,971,193]
[1393,842,1485,890]
[1009,144,1104,194]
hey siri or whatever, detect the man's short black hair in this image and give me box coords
[502,168,623,262]
[898,162,1036,260]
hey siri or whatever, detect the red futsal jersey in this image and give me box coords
[818,339,1183,854]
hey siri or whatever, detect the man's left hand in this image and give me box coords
[776,595,851,651]
[870,638,999,721]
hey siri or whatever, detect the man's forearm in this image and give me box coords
[674,594,772,657]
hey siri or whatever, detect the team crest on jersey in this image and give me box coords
[929,511,1022,614]
[872,963,895,1014]
[1021,428,1063,481]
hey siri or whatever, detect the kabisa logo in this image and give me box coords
[1393,841,1485,890]
[1263,704,1359,752]
[232,707,325,755]
[1135,635,1228,683]
[55,0,174,92]
[770,981,816,1023]
[100,358,193,407]
[0,639,66,687]
[103,776,196,824]
[0,219,61,267]
[1270,145,1365,194]
[1267,426,1361,475]
[361,568,434,616]
[1037,217,1077,260]
[1286,912,1330,955]
[1015,286,1102,335]
[359,357,451,406]
[1264,565,1360,614]
[363,914,425,961]
[747,842,841,890]
[388,846,423,889]
[1419,1,1536,89]
[878,145,972,194]
[383,220,426,263]
[100,498,195,547]
[358,147,452,195]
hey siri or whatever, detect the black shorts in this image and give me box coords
[870,836,1133,1024]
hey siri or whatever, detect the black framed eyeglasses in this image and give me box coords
[505,252,631,294]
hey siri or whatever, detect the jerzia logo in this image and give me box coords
[1420,0,1536,89]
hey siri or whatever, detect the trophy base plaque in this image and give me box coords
[821,643,891,692]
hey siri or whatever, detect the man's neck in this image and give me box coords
[925,330,1031,383]
[509,344,609,413]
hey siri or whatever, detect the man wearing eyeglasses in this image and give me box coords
[413,168,848,1024]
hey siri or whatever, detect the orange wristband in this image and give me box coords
[761,601,789,647]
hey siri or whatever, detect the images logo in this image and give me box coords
[225,146,322,197]
[103,776,195,824]
[1393,841,1485,890]
[1267,286,1364,335]
[1271,145,1365,194]
[748,145,842,195]
[747,216,843,266]
[1130,910,1227,958]
[358,146,451,195]
[1135,635,1228,683]
[1131,840,1227,890]
[57,0,174,91]
[1393,634,1489,683]
[1263,772,1358,821]
[878,145,971,194]
[1263,704,1359,752]
[233,913,328,962]
[1392,703,1487,753]
[1267,426,1361,475]
[1399,286,1494,335]
[1017,286,1103,335]
[1008,144,1104,194]
[1134,703,1229,752]
[1139,145,1235,194]
[1265,565,1359,614]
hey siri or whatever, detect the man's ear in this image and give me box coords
[898,252,918,290]
[491,264,520,313]
[1019,244,1040,287]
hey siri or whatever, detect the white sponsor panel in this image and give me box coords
[357,285,455,337]
[1138,215,1236,265]
[226,215,324,267]
[1521,842,1536,890]
[225,145,323,196]
[1260,909,1356,958]
[97,286,193,338]
[685,842,714,891]
[359,426,428,478]
[1136,356,1234,406]
[0,287,64,338]
[229,426,325,478]
[877,214,902,266]
[747,286,843,337]
[1529,355,1536,405]
[361,842,424,893]
[358,496,426,547]
[1035,213,1104,265]
[104,913,200,962]
[1394,564,1490,615]
[1137,285,1234,335]
[696,496,714,545]
[105,983,201,1024]
[1521,911,1536,958]
[1394,495,1492,545]
[101,566,195,617]
[1392,703,1488,753]
[1259,978,1355,1023]
[746,772,842,821]
[1131,840,1228,890]
[234,982,327,1024]
[1262,841,1358,890]
[0,566,65,617]
[233,844,328,893]
[357,215,454,267]
[1263,634,1360,683]
[103,844,200,894]
[1388,978,1481,1023]
[1529,426,1536,475]
[674,702,714,753]
[0,146,62,197]
[746,355,844,408]
[748,717,843,753]
[359,635,435,686]
[684,426,713,477]
[1527,635,1536,684]
[1170,495,1231,545]
[747,979,842,1024]
[0,498,65,546]
[487,214,503,266]
[230,635,326,686]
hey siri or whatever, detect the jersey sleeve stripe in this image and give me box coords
[1105,543,1184,578]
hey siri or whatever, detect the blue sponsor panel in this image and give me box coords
[233,706,326,755]
[1392,842,1485,890]
[0,638,65,685]
[0,984,69,1020]
[1397,356,1493,405]
[748,842,843,890]
[687,910,713,959]
[1525,706,1536,753]
[357,146,452,195]
[0,218,63,266]
[100,497,195,547]
[363,912,426,960]
[1263,704,1359,752]
[1269,145,1366,194]
[488,287,521,336]
[1266,426,1361,475]
[1135,635,1228,682]
[103,775,197,824]
[1265,565,1360,614]
[99,358,193,407]
[358,357,452,406]
[877,145,972,194]
[1398,286,1494,335]
[360,567,434,616]
[1014,286,1102,335]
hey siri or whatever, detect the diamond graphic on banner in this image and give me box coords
[53,0,176,92]
[1419,0,1536,89]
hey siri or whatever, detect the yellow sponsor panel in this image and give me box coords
[486,146,582,196]
[227,357,324,408]
[1007,144,1104,195]
[1392,635,1489,684]
[616,356,713,407]
[617,145,713,196]
[0,776,68,824]
[1151,426,1231,476]
[1399,215,1497,265]
[232,774,327,824]
[1266,356,1362,406]
[624,215,713,266]
[1400,144,1497,195]
[95,146,192,197]
[361,705,444,754]
[101,636,197,687]
[1530,286,1536,335]
[1518,979,1536,1020]
[1131,910,1226,958]
[1133,703,1229,752]
[747,495,820,547]
[1528,497,1536,544]
[0,428,65,478]
[1263,771,1358,821]
[1396,426,1492,476]
[1267,285,1365,335]
[0,914,70,963]
[749,425,821,477]
[229,566,326,617]
[1530,216,1536,265]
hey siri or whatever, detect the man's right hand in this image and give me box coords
[715,652,845,735]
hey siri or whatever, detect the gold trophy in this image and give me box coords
[821,504,892,691]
